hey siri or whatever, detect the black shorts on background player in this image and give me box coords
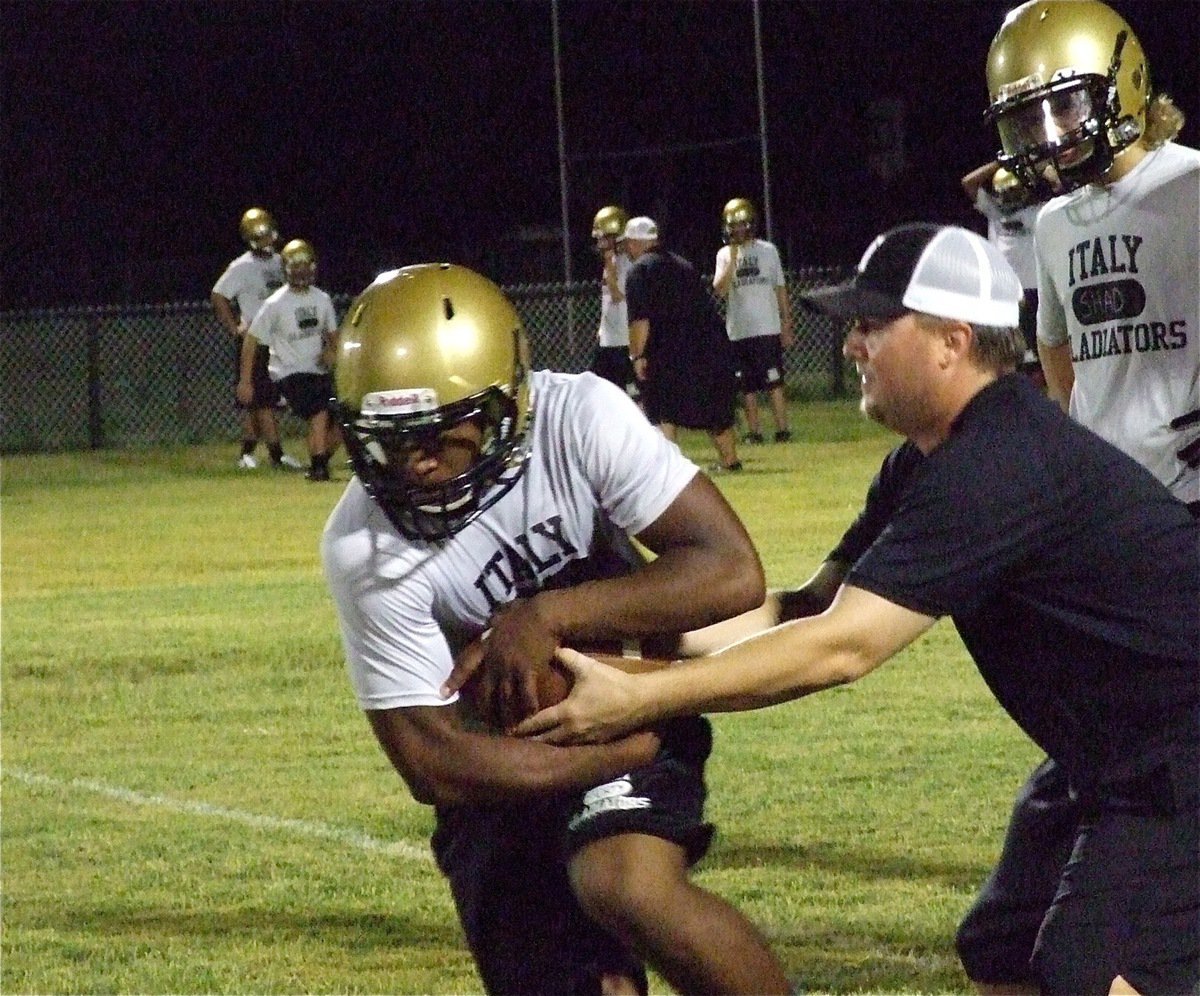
[731,336,785,394]
[234,340,279,409]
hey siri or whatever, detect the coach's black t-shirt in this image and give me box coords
[839,374,1199,793]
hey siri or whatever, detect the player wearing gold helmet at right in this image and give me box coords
[986,0,1199,512]
[954,3,1200,994]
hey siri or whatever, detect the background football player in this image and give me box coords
[239,239,341,481]
[211,208,301,469]
[588,205,638,402]
[712,198,795,444]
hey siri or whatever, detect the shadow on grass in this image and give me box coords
[27,906,464,953]
[705,838,988,892]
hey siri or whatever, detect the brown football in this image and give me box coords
[462,638,674,728]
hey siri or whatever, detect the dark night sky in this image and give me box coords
[2,0,1197,308]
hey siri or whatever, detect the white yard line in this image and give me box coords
[6,767,432,864]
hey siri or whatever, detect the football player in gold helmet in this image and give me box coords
[588,206,638,399]
[211,208,298,469]
[713,198,795,445]
[240,239,340,481]
[324,262,791,994]
[971,5,1199,994]
[984,0,1182,198]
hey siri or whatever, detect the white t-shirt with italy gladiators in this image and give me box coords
[247,284,338,381]
[714,238,786,341]
[322,370,700,711]
[1036,141,1200,503]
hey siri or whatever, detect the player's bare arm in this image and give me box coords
[1037,340,1074,412]
[235,330,262,406]
[366,703,660,807]
[712,247,736,297]
[515,584,935,744]
[442,473,764,721]
[210,292,243,338]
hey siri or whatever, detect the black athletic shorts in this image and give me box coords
[431,716,714,995]
[732,335,785,394]
[234,340,280,410]
[277,372,334,420]
[956,755,1199,995]
[590,347,639,400]
[642,358,737,433]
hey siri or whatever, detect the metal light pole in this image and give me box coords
[551,0,572,285]
[753,0,773,242]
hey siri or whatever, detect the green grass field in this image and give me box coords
[2,401,1041,995]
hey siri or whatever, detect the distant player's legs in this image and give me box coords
[768,386,790,436]
[570,833,790,994]
[710,427,741,470]
[251,406,281,447]
[741,392,763,438]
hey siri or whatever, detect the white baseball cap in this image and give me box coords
[801,223,1022,328]
[623,216,659,241]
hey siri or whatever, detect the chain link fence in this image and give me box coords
[0,268,851,454]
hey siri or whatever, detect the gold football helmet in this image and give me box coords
[334,264,532,541]
[985,0,1150,196]
[591,205,628,239]
[281,239,317,288]
[239,208,278,253]
[592,205,628,255]
[721,198,756,242]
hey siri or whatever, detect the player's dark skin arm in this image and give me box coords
[366,703,660,807]
[443,473,765,727]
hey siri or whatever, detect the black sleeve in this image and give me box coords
[625,262,647,324]
[829,442,925,565]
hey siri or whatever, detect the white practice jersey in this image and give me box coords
[247,285,338,381]
[1036,142,1200,502]
[973,191,1039,290]
[716,238,785,340]
[211,251,284,322]
[597,253,633,347]
[322,370,700,711]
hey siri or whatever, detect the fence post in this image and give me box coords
[88,314,104,449]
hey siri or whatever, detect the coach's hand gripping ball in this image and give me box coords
[459,637,670,731]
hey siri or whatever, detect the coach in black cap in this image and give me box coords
[520,223,1200,996]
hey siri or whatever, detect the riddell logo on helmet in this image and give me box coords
[361,388,438,415]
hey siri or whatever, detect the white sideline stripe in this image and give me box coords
[7,768,432,864]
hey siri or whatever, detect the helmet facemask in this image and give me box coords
[338,383,530,543]
[986,25,1143,198]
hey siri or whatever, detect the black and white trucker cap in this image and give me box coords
[801,223,1022,328]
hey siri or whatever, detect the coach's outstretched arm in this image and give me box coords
[515,584,936,744]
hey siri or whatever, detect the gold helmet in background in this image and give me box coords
[721,198,756,242]
[985,0,1150,197]
[281,238,317,288]
[239,208,278,253]
[334,263,532,541]
[591,205,629,248]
